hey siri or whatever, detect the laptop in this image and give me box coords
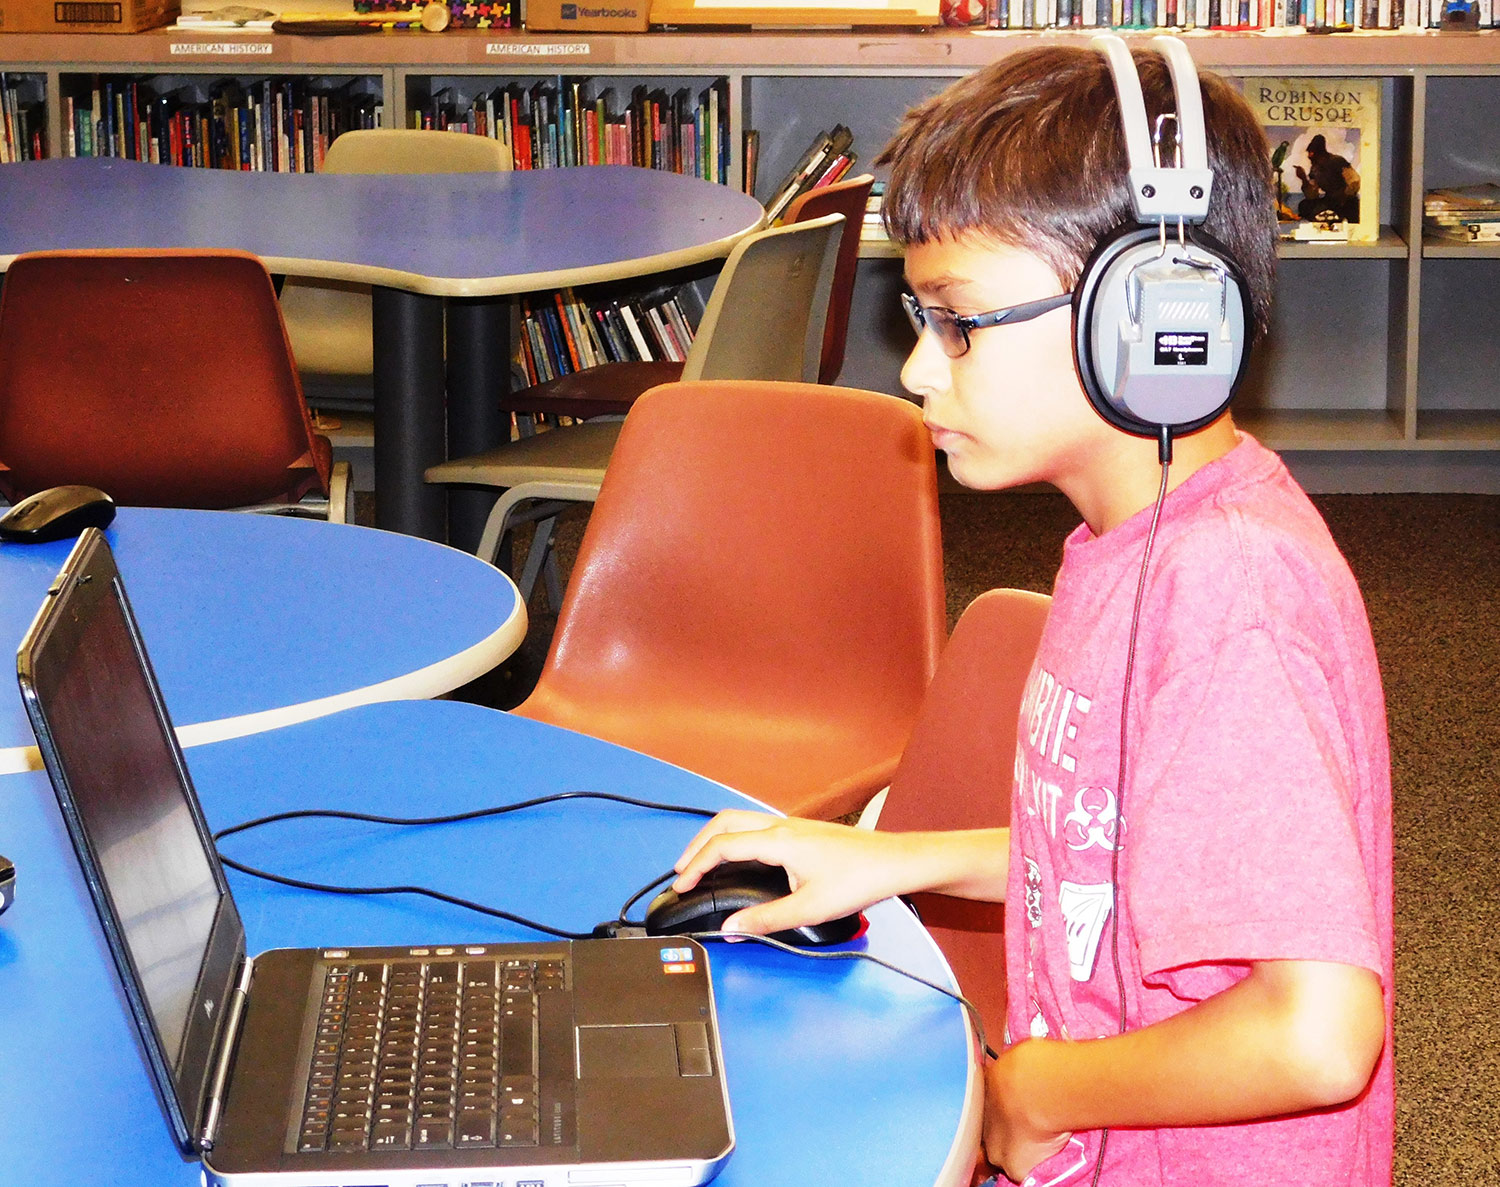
[16,528,734,1187]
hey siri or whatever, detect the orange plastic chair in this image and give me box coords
[870,587,1053,1041]
[515,378,947,820]
[498,174,875,422]
[0,249,347,518]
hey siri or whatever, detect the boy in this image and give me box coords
[671,45,1393,1187]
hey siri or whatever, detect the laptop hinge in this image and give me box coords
[198,955,254,1153]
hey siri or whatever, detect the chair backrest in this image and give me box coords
[526,379,947,813]
[876,587,1053,1042]
[683,214,842,386]
[783,173,874,385]
[0,249,330,508]
[321,127,513,174]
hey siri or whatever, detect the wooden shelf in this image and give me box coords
[0,27,1499,73]
[1235,409,1411,451]
[5,26,1500,487]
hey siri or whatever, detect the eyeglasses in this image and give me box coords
[900,290,1074,359]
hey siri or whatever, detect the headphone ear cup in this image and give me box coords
[1073,223,1254,440]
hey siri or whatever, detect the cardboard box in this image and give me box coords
[0,0,179,32]
[524,0,648,32]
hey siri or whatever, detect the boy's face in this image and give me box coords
[901,234,1107,493]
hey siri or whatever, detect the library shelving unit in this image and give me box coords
[2,27,1499,490]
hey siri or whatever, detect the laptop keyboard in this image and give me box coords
[297,954,570,1155]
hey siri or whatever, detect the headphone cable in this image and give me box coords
[1089,426,1172,1187]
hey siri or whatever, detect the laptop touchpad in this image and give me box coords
[577,1024,677,1078]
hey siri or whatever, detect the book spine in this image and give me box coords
[550,291,584,372]
[617,301,655,361]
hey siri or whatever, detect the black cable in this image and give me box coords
[213,790,717,844]
[684,929,999,1061]
[1089,429,1173,1187]
[213,850,597,938]
[616,868,678,928]
[212,791,718,941]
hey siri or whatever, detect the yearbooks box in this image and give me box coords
[0,0,177,30]
[526,0,649,30]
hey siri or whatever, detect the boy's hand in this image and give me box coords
[672,810,903,936]
[983,1041,1072,1184]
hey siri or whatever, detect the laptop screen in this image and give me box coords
[34,560,221,1056]
[17,529,241,1150]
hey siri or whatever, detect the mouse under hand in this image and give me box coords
[645,860,864,948]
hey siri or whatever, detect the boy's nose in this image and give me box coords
[899,334,949,403]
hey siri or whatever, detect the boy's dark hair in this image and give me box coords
[878,46,1277,342]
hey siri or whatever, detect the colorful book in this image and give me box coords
[1240,77,1382,243]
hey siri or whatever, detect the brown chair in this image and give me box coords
[781,173,875,385]
[513,378,947,820]
[497,173,874,423]
[868,587,1053,1042]
[425,214,845,609]
[0,249,349,519]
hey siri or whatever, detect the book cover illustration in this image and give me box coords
[1240,77,1381,244]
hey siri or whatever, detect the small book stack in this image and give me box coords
[1424,183,1500,244]
[763,124,856,223]
[420,78,731,185]
[59,76,381,170]
[862,180,888,244]
[516,284,699,388]
[0,73,46,163]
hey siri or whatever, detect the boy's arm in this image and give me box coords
[671,810,1010,935]
[985,958,1386,1183]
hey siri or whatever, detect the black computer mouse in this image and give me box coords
[645,860,865,947]
[0,485,117,544]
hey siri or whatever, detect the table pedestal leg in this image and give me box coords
[373,286,447,541]
[446,297,512,556]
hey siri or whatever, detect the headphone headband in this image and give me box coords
[1091,34,1214,224]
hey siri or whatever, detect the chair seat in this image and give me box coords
[423,421,621,489]
[516,689,913,820]
[499,360,684,420]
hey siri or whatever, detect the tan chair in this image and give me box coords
[278,129,511,381]
[425,213,844,607]
[497,174,873,421]
[0,249,350,521]
[865,588,1053,1042]
[513,378,947,819]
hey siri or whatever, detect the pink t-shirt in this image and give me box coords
[1004,434,1394,1187]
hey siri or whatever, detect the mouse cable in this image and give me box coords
[611,868,679,932]
[684,930,999,1061]
[213,789,718,844]
[1089,437,1172,1187]
[212,791,720,942]
[213,850,598,939]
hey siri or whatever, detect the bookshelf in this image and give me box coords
[1,29,1498,490]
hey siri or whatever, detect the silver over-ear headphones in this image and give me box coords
[1073,36,1253,448]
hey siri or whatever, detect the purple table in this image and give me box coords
[0,158,765,544]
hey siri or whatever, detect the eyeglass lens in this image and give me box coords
[901,293,968,357]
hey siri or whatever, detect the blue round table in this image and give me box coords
[0,700,980,1186]
[0,159,768,543]
[0,508,526,774]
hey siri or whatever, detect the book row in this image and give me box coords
[977,0,1500,27]
[516,285,697,388]
[416,78,731,184]
[0,74,45,163]
[57,77,382,171]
